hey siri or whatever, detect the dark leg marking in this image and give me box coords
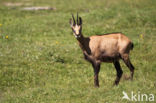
[122,56,135,80]
[113,61,123,85]
[92,62,101,87]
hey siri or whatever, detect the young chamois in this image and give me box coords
[69,13,135,87]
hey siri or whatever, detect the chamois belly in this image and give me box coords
[98,52,121,62]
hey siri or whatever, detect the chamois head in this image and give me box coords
[69,13,82,39]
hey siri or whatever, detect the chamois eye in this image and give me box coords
[72,28,75,33]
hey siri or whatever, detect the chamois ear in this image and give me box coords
[79,17,82,25]
[69,18,73,27]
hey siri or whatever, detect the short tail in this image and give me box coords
[131,43,134,50]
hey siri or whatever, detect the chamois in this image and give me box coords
[69,13,135,87]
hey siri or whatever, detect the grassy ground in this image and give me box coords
[0,0,156,103]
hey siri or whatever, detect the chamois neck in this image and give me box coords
[76,34,85,41]
[77,34,90,54]
[77,34,86,48]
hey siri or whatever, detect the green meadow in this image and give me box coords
[0,0,156,103]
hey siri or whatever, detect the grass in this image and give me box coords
[0,0,156,103]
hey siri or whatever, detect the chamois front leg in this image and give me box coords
[91,62,101,87]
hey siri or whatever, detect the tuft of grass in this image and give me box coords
[0,0,156,103]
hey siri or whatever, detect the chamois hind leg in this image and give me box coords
[113,61,123,85]
[91,62,101,87]
[122,54,135,80]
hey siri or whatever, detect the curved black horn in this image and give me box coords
[72,14,76,25]
[77,12,79,24]
[79,17,82,25]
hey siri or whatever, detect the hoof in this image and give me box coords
[123,74,133,81]
[113,81,119,86]
[94,84,99,88]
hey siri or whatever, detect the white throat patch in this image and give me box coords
[74,34,81,39]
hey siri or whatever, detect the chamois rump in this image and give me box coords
[69,14,135,87]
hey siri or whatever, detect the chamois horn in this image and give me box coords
[72,14,76,25]
[77,12,79,24]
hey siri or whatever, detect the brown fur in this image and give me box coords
[70,14,135,87]
[77,33,133,63]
